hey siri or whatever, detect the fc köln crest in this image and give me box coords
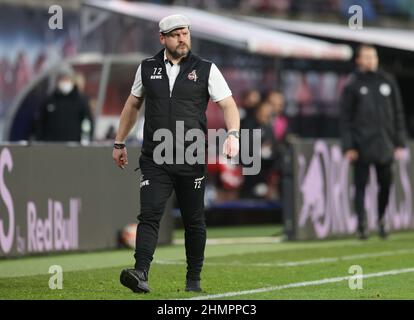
[188,70,198,82]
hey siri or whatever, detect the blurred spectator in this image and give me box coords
[266,90,289,143]
[34,65,94,143]
[239,89,261,123]
[266,90,289,199]
[241,101,278,199]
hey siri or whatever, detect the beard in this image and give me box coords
[166,43,190,59]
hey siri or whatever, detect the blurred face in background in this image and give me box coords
[160,27,191,60]
[242,89,261,109]
[266,91,285,116]
[256,102,273,125]
[57,75,75,95]
[356,46,379,72]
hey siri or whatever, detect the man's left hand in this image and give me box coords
[223,135,239,158]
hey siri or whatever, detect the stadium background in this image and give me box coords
[1,0,414,300]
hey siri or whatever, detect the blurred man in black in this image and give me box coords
[341,45,406,240]
[241,101,277,199]
[35,65,93,142]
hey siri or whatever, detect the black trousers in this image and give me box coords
[354,161,393,229]
[134,155,206,281]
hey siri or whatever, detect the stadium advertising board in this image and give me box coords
[0,145,173,257]
[284,139,414,240]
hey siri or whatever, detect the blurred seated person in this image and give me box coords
[34,65,94,142]
[241,101,278,199]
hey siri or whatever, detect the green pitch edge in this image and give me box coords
[0,231,413,279]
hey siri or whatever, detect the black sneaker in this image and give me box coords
[378,223,388,239]
[120,269,150,293]
[185,279,202,292]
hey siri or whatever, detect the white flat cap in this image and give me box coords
[159,14,191,34]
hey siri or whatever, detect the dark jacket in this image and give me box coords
[36,86,93,142]
[241,116,278,170]
[141,49,212,175]
[340,69,406,164]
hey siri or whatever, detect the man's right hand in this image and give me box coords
[113,148,128,169]
[345,149,359,162]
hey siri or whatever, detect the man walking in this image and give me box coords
[341,44,407,240]
[112,15,240,293]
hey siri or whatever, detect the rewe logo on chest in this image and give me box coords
[151,67,163,80]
